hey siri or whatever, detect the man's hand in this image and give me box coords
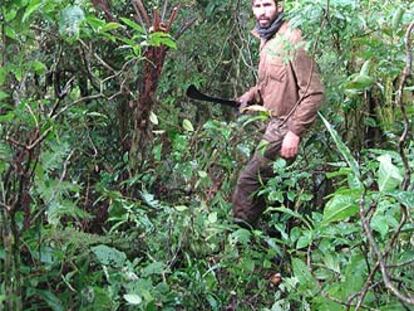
[280,131,300,159]
[237,91,254,112]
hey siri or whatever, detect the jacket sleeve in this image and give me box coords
[287,46,324,137]
[243,85,262,105]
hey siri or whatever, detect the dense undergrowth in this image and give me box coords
[1,0,414,310]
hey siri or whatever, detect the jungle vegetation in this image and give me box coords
[1,0,414,310]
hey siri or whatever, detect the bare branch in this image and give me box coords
[153,7,161,31]
[359,192,414,306]
[387,258,414,269]
[131,0,147,30]
[166,5,180,32]
[132,0,151,27]
[161,0,169,21]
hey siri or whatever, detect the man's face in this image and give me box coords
[252,0,278,28]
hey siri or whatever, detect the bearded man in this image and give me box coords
[232,0,324,227]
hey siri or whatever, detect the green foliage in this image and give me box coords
[1,0,414,310]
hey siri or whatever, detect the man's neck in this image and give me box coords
[255,12,285,41]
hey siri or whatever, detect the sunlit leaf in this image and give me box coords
[183,119,194,132]
[198,170,208,178]
[322,190,361,225]
[5,9,17,22]
[86,16,106,31]
[377,154,403,192]
[124,294,142,305]
[149,32,177,49]
[22,0,42,23]
[31,60,47,75]
[359,60,370,76]
[208,212,218,223]
[140,191,161,209]
[149,111,159,125]
[174,205,188,212]
[100,22,120,32]
[5,26,17,40]
[120,17,145,33]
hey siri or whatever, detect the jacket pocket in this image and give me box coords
[267,62,286,82]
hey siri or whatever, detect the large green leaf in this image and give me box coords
[341,253,366,299]
[386,190,414,209]
[345,74,374,90]
[319,113,361,185]
[321,190,361,225]
[91,245,127,268]
[371,214,389,239]
[120,17,145,33]
[377,154,403,192]
[22,0,42,23]
[292,258,318,294]
[148,32,177,49]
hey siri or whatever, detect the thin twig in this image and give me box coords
[132,0,150,27]
[153,7,161,32]
[131,0,147,31]
[387,258,414,269]
[161,0,169,21]
[78,39,116,74]
[166,6,180,32]
[359,192,414,306]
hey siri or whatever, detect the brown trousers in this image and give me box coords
[232,118,289,226]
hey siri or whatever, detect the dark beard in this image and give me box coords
[255,13,285,40]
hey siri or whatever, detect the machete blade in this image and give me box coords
[186,85,238,108]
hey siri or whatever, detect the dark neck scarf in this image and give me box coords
[255,13,285,40]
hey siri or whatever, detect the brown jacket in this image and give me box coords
[246,21,324,137]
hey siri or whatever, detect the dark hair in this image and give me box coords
[251,0,279,5]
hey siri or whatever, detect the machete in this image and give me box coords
[186,85,239,108]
